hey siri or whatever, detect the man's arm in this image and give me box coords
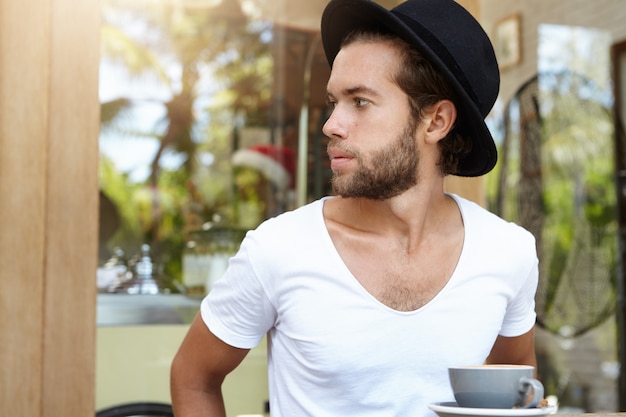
[171,313,250,417]
[486,326,538,373]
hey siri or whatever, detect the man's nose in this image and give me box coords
[322,109,347,139]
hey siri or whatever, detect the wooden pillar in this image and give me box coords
[612,39,626,412]
[0,0,100,415]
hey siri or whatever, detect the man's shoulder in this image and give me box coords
[453,194,535,243]
[261,198,325,226]
[241,199,330,267]
[248,198,327,244]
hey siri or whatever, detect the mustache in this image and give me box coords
[327,139,357,158]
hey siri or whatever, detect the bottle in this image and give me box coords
[182,239,210,296]
[204,226,246,293]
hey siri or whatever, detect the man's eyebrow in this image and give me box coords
[327,84,381,98]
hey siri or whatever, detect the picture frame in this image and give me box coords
[494,13,521,70]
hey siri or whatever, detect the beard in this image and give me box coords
[328,118,419,200]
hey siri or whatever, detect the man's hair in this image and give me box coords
[340,31,472,175]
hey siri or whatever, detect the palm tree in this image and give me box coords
[99,0,273,276]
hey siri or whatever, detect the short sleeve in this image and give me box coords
[499,255,538,337]
[200,233,277,349]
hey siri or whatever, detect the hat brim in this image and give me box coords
[321,0,497,177]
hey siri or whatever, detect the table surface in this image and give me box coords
[97,293,201,326]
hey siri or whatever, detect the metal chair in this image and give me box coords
[96,402,174,417]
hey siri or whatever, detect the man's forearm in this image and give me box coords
[171,385,227,417]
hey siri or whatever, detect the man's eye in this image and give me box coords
[326,99,337,110]
[355,98,369,107]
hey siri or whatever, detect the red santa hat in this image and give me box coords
[232,144,296,190]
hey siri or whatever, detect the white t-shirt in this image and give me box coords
[201,194,538,417]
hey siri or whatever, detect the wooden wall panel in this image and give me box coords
[42,0,100,414]
[0,0,100,415]
[0,0,49,415]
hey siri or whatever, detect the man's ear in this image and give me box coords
[423,100,456,144]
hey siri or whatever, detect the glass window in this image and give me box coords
[98,0,331,293]
[486,23,619,412]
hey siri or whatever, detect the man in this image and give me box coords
[170,0,539,416]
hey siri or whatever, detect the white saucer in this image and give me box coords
[428,402,557,417]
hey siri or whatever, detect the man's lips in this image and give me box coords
[328,147,354,170]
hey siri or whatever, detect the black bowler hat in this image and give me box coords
[321,0,500,177]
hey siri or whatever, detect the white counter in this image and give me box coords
[96,294,269,417]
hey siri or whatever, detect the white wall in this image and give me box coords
[481,0,626,104]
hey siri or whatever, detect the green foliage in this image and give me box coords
[99,0,274,284]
